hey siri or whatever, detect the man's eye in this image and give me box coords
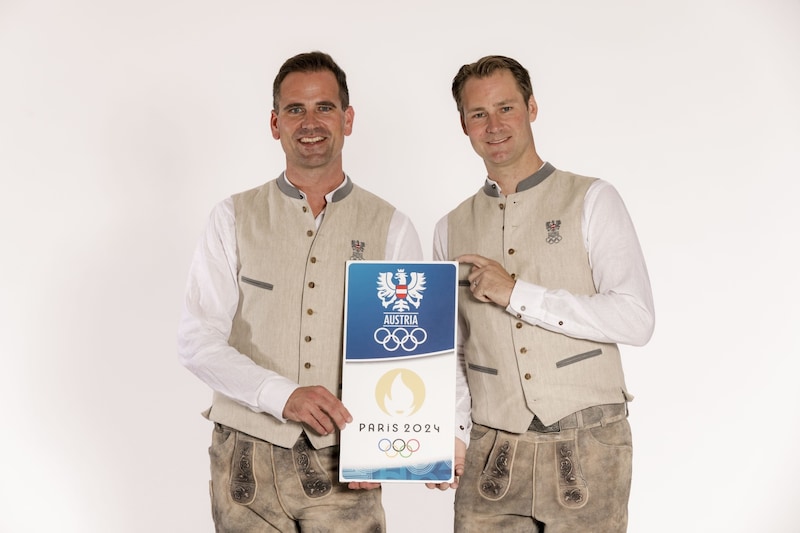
[471,112,485,119]
[288,107,303,114]
[501,106,512,112]
[318,105,333,112]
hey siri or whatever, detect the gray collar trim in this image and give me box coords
[482,162,556,197]
[276,173,353,202]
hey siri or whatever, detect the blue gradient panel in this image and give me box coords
[345,262,456,360]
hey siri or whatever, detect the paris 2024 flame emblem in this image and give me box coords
[375,368,426,416]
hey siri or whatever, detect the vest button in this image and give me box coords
[307,309,314,315]
[304,336,312,342]
[304,362,311,369]
[510,273,516,279]
[515,322,523,329]
[499,203,505,210]
[308,281,315,288]
[310,257,317,264]
[307,230,314,237]
[520,347,528,354]
[524,373,532,380]
[508,248,515,255]
[302,206,308,213]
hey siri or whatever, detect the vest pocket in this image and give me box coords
[241,275,274,291]
[468,362,498,375]
[556,348,602,368]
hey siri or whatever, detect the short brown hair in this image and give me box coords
[272,51,349,111]
[451,55,533,115]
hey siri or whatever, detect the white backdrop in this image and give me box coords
[2,1,798,531]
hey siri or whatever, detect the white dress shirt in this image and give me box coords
[433,174,655,444]
[178,176,423,422]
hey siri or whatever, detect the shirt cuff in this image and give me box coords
[257,377,301,422]
[455,419,472,447]
[506,279,547,322]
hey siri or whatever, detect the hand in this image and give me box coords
[347,481,381,490]
[425,438,466,490]
[458,254,516,308]
[282,385,352,436]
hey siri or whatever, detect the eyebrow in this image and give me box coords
[281,100,339,112]
[464,105,487,115]
[465,99,515,115]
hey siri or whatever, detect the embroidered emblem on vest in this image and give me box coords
[351,240,366,260]
[546,220,562,244]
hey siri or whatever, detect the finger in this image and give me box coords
[424,482,453,491]
[456,254,487,267]
[348,481,381,490]
[285,388,348,435]
[303,405,336,436]
[318,401,352,431]
[305,387,352,432]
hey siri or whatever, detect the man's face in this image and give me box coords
[271,70,354,172]
[459,70,538,172]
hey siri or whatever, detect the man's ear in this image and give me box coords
[270,110,280,140]
[343,106,354,136]
[528,95,539,123]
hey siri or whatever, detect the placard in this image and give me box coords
[339,261,457,483]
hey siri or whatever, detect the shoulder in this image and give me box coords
[348,182,397,212]
[232,179,277,203]
[584,178,624,207]
[550,168,599,188]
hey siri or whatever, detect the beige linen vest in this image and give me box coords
[448,164,630,433]
[208,176,394,449]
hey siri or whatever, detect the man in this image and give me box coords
[431,55,655,532]
[178,51,422,532]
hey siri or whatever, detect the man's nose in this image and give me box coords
[301,109,322,128]
[486,114,501,133]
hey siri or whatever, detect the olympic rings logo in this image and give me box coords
[373,327,427,351]
[378,438,421,458]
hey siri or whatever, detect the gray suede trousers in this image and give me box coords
[454,405,632,532]
[208,424,385,533]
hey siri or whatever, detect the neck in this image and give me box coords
[488,153,545,194]
[285,165,345,217]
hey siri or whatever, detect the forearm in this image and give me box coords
[178,310,299,420]
[507,279,654,346]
